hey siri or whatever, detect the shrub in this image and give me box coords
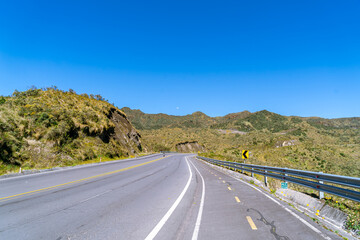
[0,97,5,105]
[0,133,22,165]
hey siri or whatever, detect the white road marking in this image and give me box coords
[79,190,112,203]
[144,156,193,240]
[189,159,205,240]
[202,161,332,240]
[0,154,162,182]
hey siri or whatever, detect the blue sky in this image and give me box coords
[1,0,359,118]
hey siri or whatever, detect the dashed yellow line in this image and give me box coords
[246,216,257,230]
[235,196,240,203]
[0,156,169,201]
[222,180,225,183]
[228,186,232,191]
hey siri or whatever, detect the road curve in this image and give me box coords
[0,154,342,239]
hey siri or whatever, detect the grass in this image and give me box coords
[140,126,359,177]
[2,89,359,233]
[323,196,360,234]
[0,87,143,175]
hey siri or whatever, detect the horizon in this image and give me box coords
[122,106,358,119]
[1,87,360,119]
[1,1,359,119]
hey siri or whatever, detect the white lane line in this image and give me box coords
[145,156,193,240]
[79,190,112,204]
[188,158,205,240]
[204,164,332,240]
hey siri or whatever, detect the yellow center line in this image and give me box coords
[235,196,241,203]
[0,156,169,201]
[222,180,225,183]
[228,186,232,191]
[246,216,257,230]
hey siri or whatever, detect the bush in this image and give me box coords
[46,119,78,145]
[0,133,22,165]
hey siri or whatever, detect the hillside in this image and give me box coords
[0,88,143,174]
[121,107,216,130]
[123,107,360,133]
[123,107,360,178]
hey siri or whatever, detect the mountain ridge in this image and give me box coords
[121,107,360,131]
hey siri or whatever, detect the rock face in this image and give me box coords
[107,108,142,154]
[175,141,205,153]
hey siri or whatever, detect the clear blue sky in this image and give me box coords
[1,0,359,118]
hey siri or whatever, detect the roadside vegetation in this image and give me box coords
[123,107,360,234]
[1,90,359,233]
[0,87,142,175]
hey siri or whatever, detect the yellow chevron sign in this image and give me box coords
[242,150,249,159]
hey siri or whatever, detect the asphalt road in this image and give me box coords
[0,154,342,240]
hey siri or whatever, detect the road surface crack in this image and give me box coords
[248,208,291,240]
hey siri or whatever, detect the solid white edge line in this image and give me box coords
[144,156,193,240]
[0,154,163,182]
[188,158,205,240]
[200,160,332,240]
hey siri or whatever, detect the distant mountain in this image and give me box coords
[123,107,360,178]
[121,107,216,130]
[306,117,360,129]
[122,107,360,132]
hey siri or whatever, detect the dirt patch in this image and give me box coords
[175,141,205,153]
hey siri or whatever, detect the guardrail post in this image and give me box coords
[251,168,254,178]
[319,171,324,200]
[201,156,360,203]
[264,170,268,186]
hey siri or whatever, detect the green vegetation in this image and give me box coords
[1,91,359,233]
[123,107,360,178]
[323,196,360,234]
[139,126,359,177]
[0,88,142,175]
[124,107,360,234]
[121,107,217,130]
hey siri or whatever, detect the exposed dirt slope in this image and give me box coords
[175,141,205,153]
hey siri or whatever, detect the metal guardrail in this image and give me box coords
[197,156,360,202]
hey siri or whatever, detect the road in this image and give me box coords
[0,154,341,240]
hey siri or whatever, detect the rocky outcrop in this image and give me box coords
[107,108,143,154]
[175,141,205,153]
[275,140,296,148]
